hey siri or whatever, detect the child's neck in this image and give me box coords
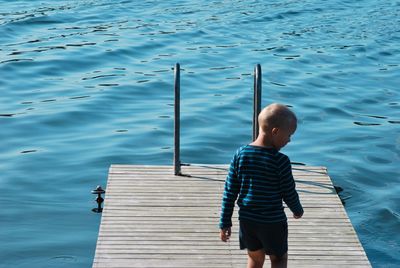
[250,132,274,148]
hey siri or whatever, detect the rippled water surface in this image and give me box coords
[1,0,399,267]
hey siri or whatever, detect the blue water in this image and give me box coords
[0,0,399,267]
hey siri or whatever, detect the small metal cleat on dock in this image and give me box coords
[92,185,105,213]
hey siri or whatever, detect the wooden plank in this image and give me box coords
[93,165,371,268]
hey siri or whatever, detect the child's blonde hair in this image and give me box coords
[258,103,297,133]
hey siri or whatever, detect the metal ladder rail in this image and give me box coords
[173,63,262,175]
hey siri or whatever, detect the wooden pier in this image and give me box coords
[92,164,371,268]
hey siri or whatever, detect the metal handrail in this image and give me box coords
[173,63,262,175]
[253,64,262,141]
[174,63,181,175]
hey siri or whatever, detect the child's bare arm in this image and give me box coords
[293,211,303,219]
[220,227,231,242]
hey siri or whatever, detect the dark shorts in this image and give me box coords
[239,220,288,257]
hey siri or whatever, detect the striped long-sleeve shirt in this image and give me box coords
[219,145,303,229]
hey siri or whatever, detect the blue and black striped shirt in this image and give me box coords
[219,145,303,229]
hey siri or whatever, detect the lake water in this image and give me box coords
[0,0,399,267]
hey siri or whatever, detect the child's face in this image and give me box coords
[271,121,297,151]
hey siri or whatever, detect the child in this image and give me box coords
[219,103,304,268]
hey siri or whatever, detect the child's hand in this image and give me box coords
[293,212,303,219]
[220,227,231,242]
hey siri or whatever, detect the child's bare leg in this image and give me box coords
[269,253,288,268]
[247,249,265,268]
